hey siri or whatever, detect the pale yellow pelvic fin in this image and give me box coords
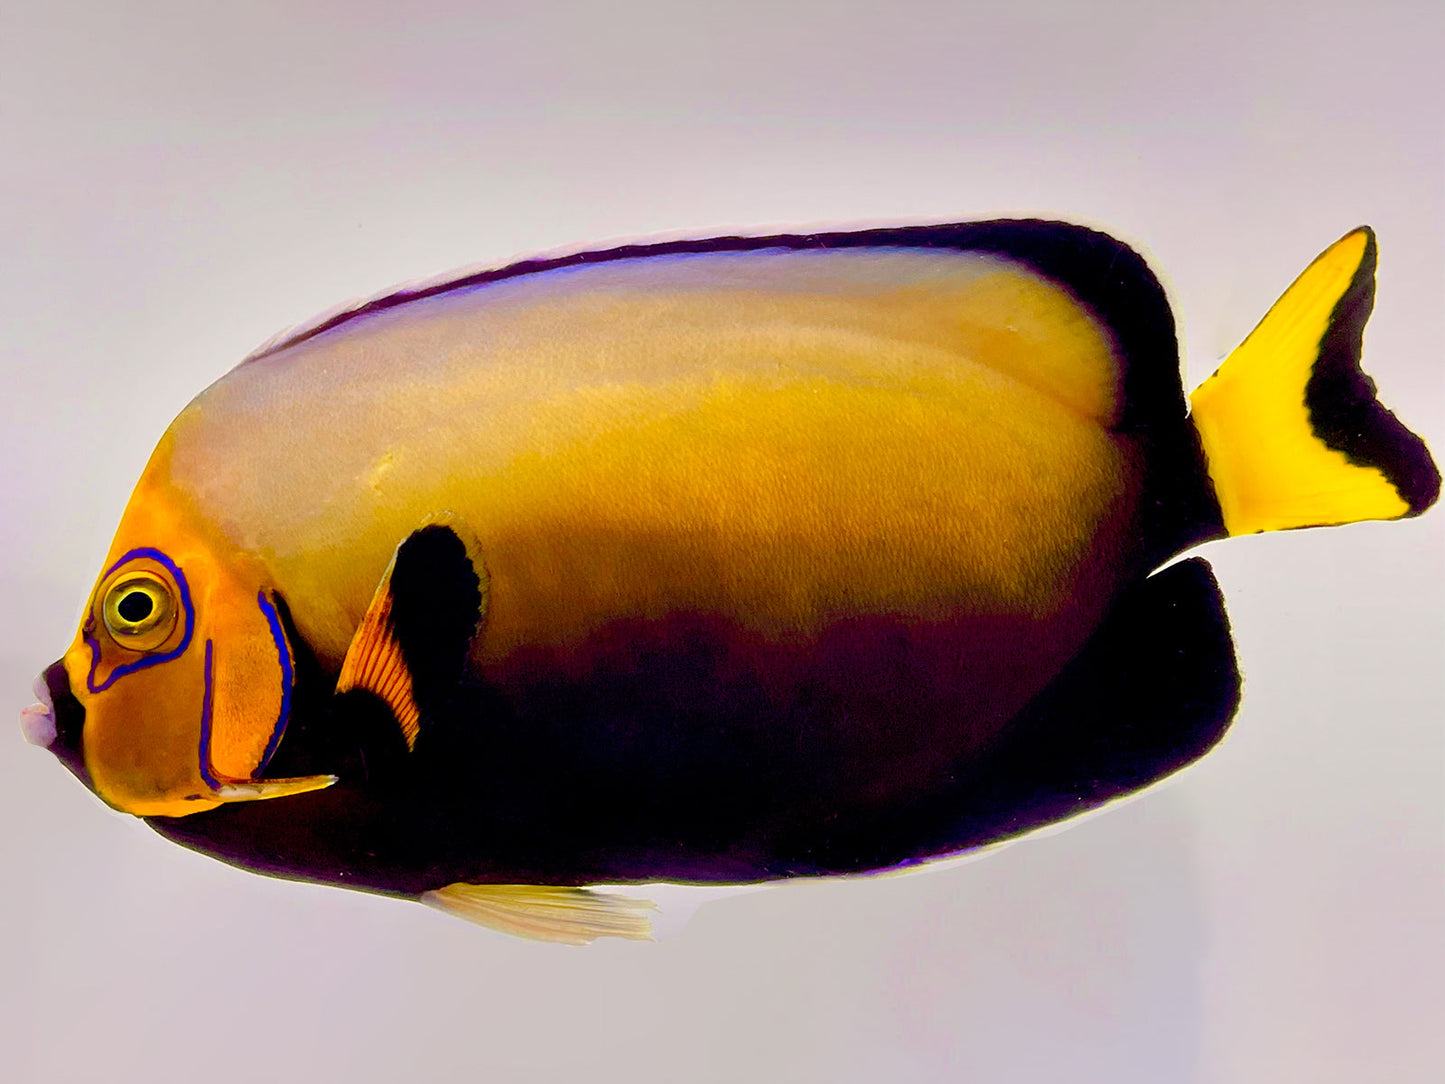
[212,774,338,802]
[422,883,657,945]
[1190,227,1438,535]
[336,552,422,749]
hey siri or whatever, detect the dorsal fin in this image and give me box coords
[336,518,487,748]
[240,220,1179,429]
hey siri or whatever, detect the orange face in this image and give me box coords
[60,466,332,817]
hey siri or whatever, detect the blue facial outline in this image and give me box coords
[254,591,294,773]
[87,554,293,791]
[85,548,196,695]
[197,639,220,791]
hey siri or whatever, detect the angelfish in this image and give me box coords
[22,220,1438,945]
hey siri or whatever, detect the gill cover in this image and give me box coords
[64,464,333,817]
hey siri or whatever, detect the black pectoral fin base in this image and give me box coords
[798,557,1242,873]
[388,523,486,712]
[336,521,486,749]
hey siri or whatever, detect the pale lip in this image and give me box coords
[20,673,57,748]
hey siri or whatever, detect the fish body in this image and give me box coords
[26,220,1438,942]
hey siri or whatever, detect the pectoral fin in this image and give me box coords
[422,883,657,944]
[337,579,422,748]
[337,518,488,749]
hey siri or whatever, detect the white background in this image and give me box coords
[2,3,1440,1081]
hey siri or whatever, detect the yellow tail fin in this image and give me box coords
[1189,227,1438,535]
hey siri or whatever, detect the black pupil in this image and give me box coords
[117,591,154,623]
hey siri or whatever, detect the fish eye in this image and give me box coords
[102,575,177,651]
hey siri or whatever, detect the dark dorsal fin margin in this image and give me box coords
[250,220,1182,433]
[1304,229,1441,515]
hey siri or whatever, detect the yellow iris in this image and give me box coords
[101,574,177,651]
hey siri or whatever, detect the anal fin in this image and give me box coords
[787,557,1243,871]
[422,883,657,944]
[989,555,1242,821]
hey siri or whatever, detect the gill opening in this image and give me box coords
[254,591,294,773]
[196,635,336,805]
[197,639,221,790]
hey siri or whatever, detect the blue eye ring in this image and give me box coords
[101,574,176,649]
[85,548,195,695]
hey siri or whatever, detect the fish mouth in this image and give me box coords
[19,671,56,748]
[24,660,91,787]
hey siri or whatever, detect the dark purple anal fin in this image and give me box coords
[337,518,488,750]
[970,555,1242,835]
[778,557,1242,874]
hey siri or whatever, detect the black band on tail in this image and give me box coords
[1306,228,1440,515]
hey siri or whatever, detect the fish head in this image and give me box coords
[24,468,331,817]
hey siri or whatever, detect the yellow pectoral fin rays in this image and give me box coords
[1190,227,1438,535]
[336,554,422,749]
[422,883,657,944]
[335,517,488,750]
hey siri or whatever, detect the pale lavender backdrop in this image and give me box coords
[1,2,1440,1081]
